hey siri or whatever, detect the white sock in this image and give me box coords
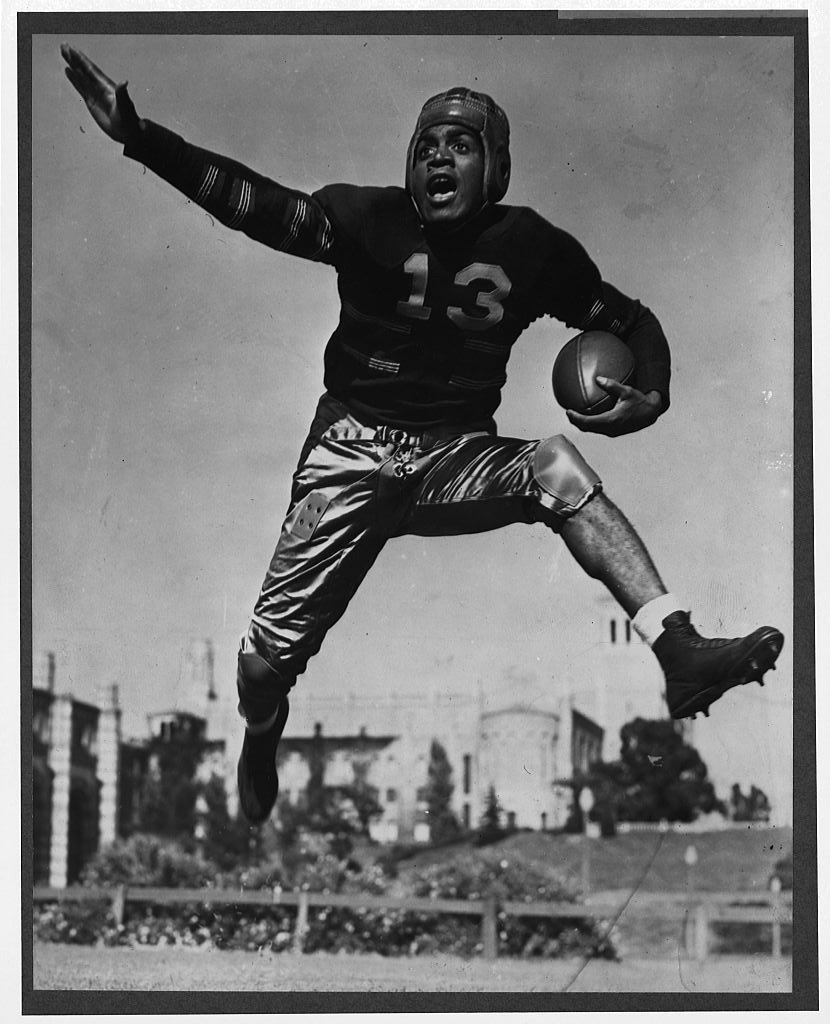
[632,593,689,646]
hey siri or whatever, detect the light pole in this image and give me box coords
[684,843,698,892]
[683,843,700,956]
[578,787,595,894]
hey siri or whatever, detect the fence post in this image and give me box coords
[770,879,782,957]
[694,903,709,962]
[110,884,126,927]
[293,891,309,954]
[771,893,782,958]
[683,908,694,955]
[481,897,498,961]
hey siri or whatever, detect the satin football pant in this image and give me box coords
[237,394,602,722]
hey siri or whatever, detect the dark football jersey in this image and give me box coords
[314,184,615,428]
[124,121,670,430]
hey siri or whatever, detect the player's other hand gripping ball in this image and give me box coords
[552,330,635,415]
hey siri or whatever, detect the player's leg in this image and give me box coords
[557,490,665,616]
[401,430,783,721]
[236,401,391,823]
[559,490,784,718]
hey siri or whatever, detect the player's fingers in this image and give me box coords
[566,409,616,436]
[595,375,630,396]
[566,410,596,431]
[61,43,115,90]
[64,66,93,101]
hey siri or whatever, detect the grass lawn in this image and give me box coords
[394,826,793,958]
[31,942,792,995]
[396,825,792,895]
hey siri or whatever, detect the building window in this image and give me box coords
[610,619,617,644]
[625,619,632,643]
[33,710,50,745]
[79,723,97,756]
[463,754,471,795]
[386,788,398,803]
[463,802,470,829]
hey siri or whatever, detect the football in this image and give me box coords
[551,330,636,415]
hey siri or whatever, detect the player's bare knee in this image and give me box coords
[532,434,602,528]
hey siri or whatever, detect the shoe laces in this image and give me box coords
[662,611,734,650]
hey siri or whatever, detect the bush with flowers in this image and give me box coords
[34,838,616,959]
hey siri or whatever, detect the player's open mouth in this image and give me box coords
[426,174,457,204]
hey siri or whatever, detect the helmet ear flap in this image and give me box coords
[485,144,511,204]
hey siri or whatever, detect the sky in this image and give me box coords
[28,28,797,821]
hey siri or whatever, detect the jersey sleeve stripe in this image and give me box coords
[227,178,253,229]
[282,197,305,250]
[310,217,335,261]
[579,298,622,335]
[195,164,220,205]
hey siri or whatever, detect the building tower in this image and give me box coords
[96,683,122,847]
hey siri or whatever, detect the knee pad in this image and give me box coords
[237,646,291,726]
[532,434,602,526]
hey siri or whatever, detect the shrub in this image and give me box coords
[402,849,617,960]
[35,840,617,959]
[79,834,216,889]
[34,900,115,946]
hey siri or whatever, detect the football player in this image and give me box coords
[61,45,784,824]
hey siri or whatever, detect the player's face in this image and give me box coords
[410,125,485,230]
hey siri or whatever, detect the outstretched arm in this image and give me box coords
[60,45,337,265]
[61,43,142,144]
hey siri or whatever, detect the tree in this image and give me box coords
[275,740,383,865]
[608,718,726,823]
[136,721,208,840]
[199,773,254,869]
[424,740,461,843]
[567,718,726,828]
[730,783,772,822]
[476,785,505,846]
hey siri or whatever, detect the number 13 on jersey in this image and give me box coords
[396,253,512,331]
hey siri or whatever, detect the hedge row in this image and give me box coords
[33,899,617,959]
[33,837,618,959]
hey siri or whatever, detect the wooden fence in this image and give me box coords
[32,885,792,962]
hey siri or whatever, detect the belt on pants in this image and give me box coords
[372,423,489,449]
[373,424,427,447]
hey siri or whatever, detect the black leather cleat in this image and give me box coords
[653,611,784,721]
[237,697,290,825]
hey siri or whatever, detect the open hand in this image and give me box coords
[566,377,664,437]
[61,43,141,144]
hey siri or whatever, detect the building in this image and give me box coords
[32,651,120,887]
[31,641,223,887]
[31,597,665,881]
[559,593,666,760]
